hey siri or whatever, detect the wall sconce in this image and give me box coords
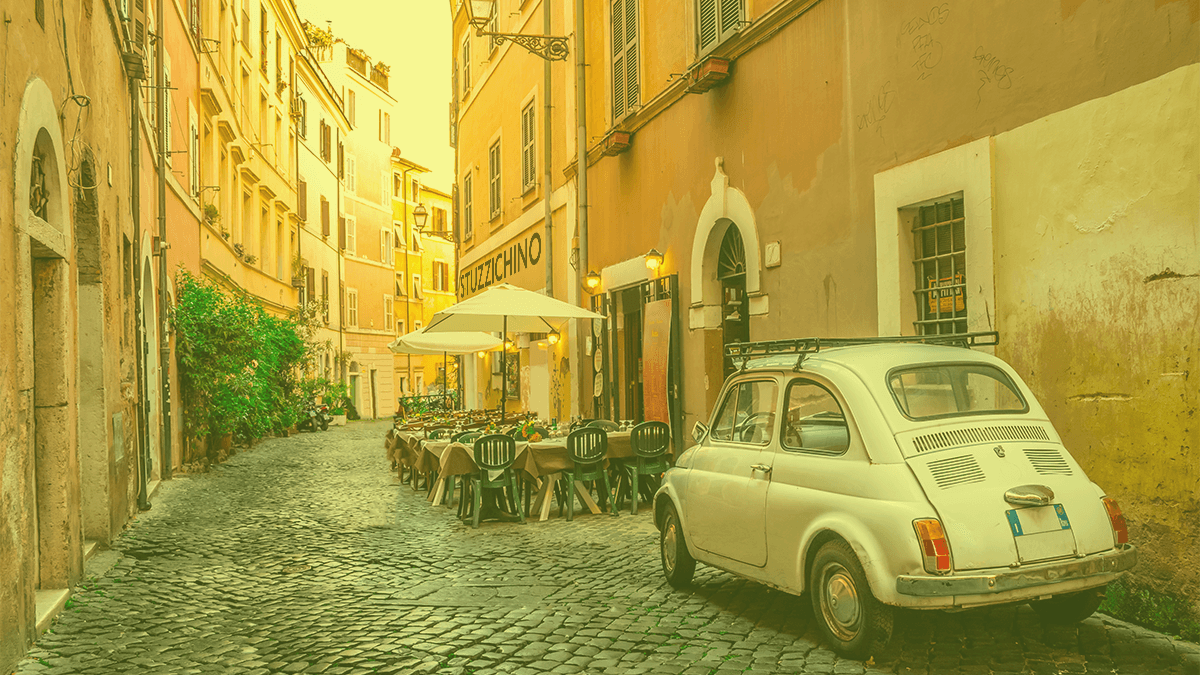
[478,351,487,358]
[583,270,601,293]
[645,248,663,272]
[547,328,560,345]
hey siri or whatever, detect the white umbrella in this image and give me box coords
[387,329,502,356]
[388,329,503,409]
[424,283,606,415]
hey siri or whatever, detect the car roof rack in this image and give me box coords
[725,331,1000,372]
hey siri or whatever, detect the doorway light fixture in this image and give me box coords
[583,270,601,293]
[645,248,663,272]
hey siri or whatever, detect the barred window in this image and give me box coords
[912,196,966,335]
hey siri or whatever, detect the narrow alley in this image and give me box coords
[15,422,1197,675]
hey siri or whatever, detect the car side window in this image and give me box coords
[783,380,850,454]
[710,380,778,445]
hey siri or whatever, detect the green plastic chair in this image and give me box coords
[565,427,615,521]
[627,421,671,515]
[470,434,524,528]
[452,430,481,443]
[587,419,619,432]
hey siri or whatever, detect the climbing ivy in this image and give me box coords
[173,270,312,457]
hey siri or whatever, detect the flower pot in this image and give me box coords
[332,414,347,426]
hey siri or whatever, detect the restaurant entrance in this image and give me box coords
[589,274,682,445]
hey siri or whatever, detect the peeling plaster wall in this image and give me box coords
[2,0,143,670]
[994,63,1200,607]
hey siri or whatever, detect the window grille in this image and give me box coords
[912,196,966,335]
[611,0,639,121]
[488,141,501,219]
[521,102,536,191]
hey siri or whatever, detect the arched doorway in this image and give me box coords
[717,223,749,378]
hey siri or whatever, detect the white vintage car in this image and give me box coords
[654,333,1137,658]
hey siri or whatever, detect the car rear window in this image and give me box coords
[888,363,1027,420]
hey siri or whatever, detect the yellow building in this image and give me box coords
[451,0,578,421]
[391,158,459,399]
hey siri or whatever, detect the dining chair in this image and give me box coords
[586,419,619,432]
[452,430,481,443]
[626,421,671,515]
[470,434,524,528]
[565,427,615,521]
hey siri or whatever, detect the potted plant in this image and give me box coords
[330,406,347,426]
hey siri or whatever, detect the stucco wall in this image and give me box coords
[994,64,1200,608]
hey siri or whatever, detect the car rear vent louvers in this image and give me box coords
[1024,448,1072,476]
[912,424,1051,453]
[927,455,986,489]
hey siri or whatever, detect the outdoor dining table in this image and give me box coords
[417,432,665,521]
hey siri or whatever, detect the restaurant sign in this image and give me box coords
[458,230,543,297]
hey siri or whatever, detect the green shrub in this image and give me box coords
[173,270,315,458]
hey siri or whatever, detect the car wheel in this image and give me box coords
[660,502,696,588]
[1031,587,1105,624]
[809,540,893,659]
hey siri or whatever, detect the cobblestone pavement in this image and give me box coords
[16,421,1199,675]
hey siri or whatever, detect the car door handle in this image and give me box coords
[750,464,772,474]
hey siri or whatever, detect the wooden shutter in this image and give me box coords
[337,141,344,178]
[521,104,535,189]
[297,179,307,221]
[719,0,742,36]
[698,0,718,51]
[321,197,330,236]
[612,0,638,121]
[338,216,346,249]
[306,267,315,302]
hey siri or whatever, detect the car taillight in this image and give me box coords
[913,519,952,575]
[1102,497,1129,546]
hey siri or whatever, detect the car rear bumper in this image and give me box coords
[895,545,1137,598]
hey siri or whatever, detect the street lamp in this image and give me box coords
[412,203,428,234]
[547,328,560,345]
[645,248,664,273]
[583,271,601,293]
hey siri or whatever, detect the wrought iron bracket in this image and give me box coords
[475,30,569,61]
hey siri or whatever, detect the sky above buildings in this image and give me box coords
[296,0,454,191]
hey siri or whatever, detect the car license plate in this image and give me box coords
[1007,504,1076,563]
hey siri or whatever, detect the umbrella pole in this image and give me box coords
[443,350,448,409]
[501,315,507,420]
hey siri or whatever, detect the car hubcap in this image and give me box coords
[663,518,677,573]
[820,562,861,641]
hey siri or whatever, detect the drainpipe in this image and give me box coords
[575,0,589,414]
[131,75,151,511]
[400,165,413,397]
[154,0,172,479]
[336,127,345,382]
[543,3,553,299]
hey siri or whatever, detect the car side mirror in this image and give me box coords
[691,421,709,444]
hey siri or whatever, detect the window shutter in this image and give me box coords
[611,0,625,121]
[719,0,742,37]
[321,198,330,236]
[612,0,638,121]
[698,0,718,51]
[338,216,346,249]
[624,0,639,115]
[306,267,315,302]
[521,104,535,189]
[337,142,344,178]
[297,179,307,221]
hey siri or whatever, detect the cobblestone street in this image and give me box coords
[15,421,1198,675]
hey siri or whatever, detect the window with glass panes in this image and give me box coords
[912,196,966,335]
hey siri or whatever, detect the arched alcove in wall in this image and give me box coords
[16,77,78,591]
